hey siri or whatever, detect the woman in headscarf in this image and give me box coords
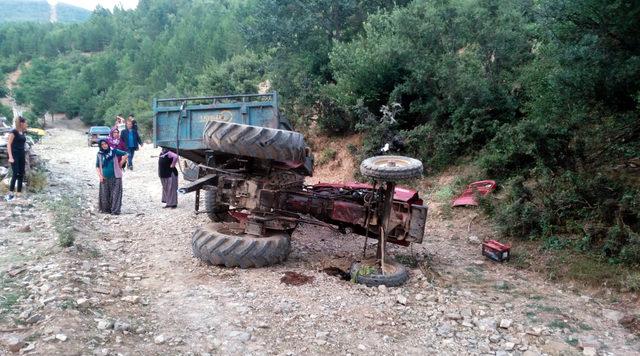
[158,147,179,208]
[96,139,128,214]
[107,127,127,168]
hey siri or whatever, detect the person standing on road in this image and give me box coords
[120,119,142,170]
[158,148,179,208]
[5,116,28,201]
[96,139,128,215]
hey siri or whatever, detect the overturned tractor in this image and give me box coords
[153,93,427,286]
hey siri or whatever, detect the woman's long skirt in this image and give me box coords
[99,178,123,214]
[161,174,178,207]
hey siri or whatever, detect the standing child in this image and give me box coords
[158,148,179,208]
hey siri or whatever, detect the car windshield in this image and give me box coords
[90,126,111,135]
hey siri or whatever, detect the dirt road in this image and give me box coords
[1,122,638,355]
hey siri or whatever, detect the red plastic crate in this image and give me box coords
[482,240,511,262]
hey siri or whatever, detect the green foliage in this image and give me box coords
[0,0,90,23]
[0,102,12,120]
[317,147,337,166]
[25,167,47,193]
[22,110,40,128]
[0,0,638,270]
[49,196,80,248]
[328,0,534,164]
[196,52,266,95]
[350,265,376,283]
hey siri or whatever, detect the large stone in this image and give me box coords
[154,335,166,345]
[120,295,140,304]
[445,313,463,320]
[97,319,114,330]
[499,319,513,329]
[396,295,408,305]
[477,317,497,331]
[603,309,624,322]
[542,340,572,354]
[113,320,131,332]
[228,330,251,343]
[25,314,44,324]
[1,336,24,352]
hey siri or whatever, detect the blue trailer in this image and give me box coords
[152,92,309,168]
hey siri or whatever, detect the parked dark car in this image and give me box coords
[86,126,111,147]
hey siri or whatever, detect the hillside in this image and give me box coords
[0,0,638,290]
[0,0,90,23]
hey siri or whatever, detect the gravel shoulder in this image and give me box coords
[0,123,638,355]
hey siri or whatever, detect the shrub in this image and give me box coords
[26,168,47,193]
[49,196,80,248]
[317,147,337,166]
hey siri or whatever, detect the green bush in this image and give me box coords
[0,103,13,121]
[48,196,80,248]
[26,168,47,193]
[317,147,337,166]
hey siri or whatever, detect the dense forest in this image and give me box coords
[0,0,90,23]
[0,0,638,274]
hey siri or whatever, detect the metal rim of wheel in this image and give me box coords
[360,155,423,181]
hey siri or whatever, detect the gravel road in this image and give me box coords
[0,121,638,355]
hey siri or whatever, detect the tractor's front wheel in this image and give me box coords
[192,223,291,268]
[360,155,423,181]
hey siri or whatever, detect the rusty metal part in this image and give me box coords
[362,181,377,258]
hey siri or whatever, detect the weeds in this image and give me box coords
[59,298,76,310]
[0,273,25,321]
[578,322,594,331]
[48,196,81,247]
[549,319,574,331]
[317,147,337,165]
[623,272,640,292]
[346,143,358,155]
[351,265,376,283]
[395,254,418,268]
[434,185,455,202]
[565,337,579,346]
[26,167,47,193]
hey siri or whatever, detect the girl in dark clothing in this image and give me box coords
[6,116,28,201]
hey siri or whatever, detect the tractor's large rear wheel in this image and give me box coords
[192,223,291,268]
[203,121,307,162]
